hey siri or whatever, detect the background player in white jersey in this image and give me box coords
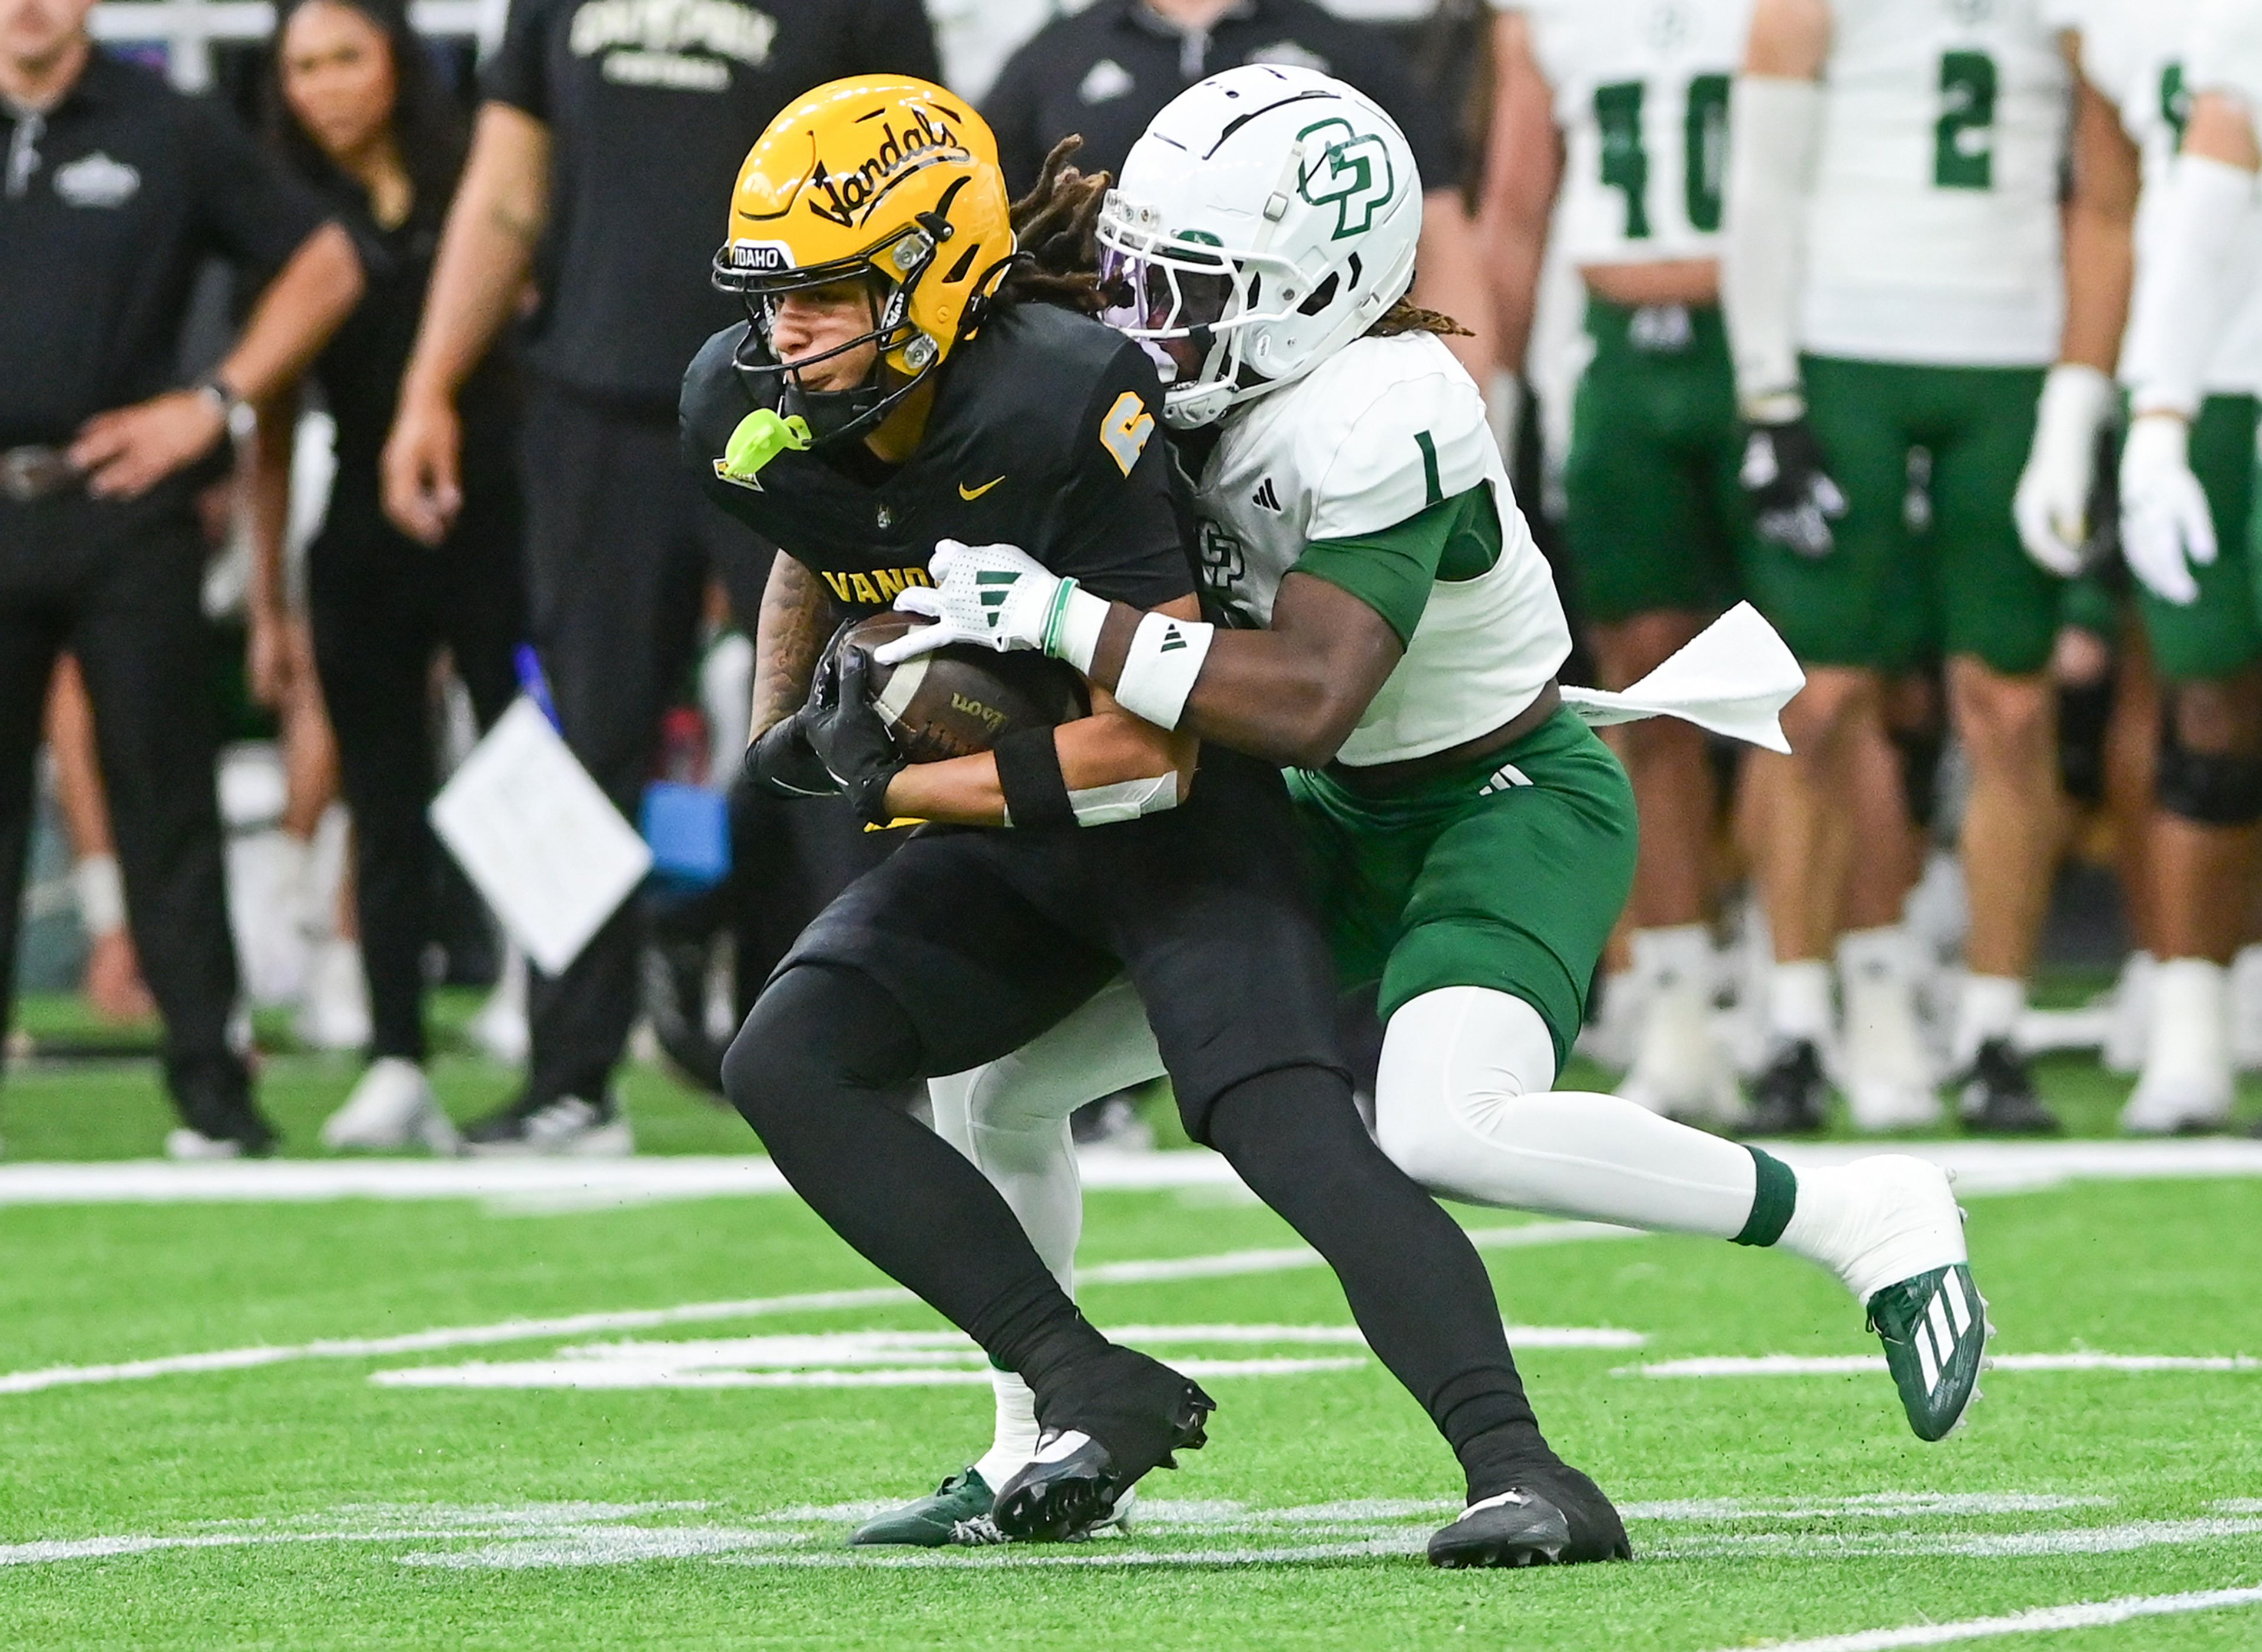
[1478,0,1755,1125]
[1725,0,2134,1135]
[2092,0,2262,1132]
[858,64,1990,1551]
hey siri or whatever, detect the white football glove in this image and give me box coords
[2013,363,2115,577]
[877,539,1060,663]
[2119,414,2218,607]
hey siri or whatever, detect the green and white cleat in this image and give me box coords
[1785,1154,1993,1441]
[848,1468,996,1548]
[1867,1262,1991,1442]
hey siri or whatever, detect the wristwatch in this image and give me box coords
[193,373,253,439]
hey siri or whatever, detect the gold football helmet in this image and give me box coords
[713,77,1016,441]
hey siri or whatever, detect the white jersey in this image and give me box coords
[2081,0,2262,395]
[2187,0,2262,108]
[1518,0,1756,267]
[1188,333,1572,767]
[1802,0,2075,366]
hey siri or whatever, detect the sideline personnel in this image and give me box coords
[0,0,363,1156]
[383,0,940,1154]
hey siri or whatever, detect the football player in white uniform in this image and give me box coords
[864,65,1991,1553]
[2096,0,2262,1130]
[1725,0,2135,1135]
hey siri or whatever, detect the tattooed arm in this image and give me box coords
[749,553,835,740]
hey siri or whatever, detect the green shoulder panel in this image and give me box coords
[1288,484,1503,647]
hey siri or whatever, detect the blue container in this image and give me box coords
[640,782,732,888]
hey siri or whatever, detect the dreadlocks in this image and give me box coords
[1368,299,1474,340]
[994,137,1120,315]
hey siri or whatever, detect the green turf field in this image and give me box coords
[4,993,2262,1648]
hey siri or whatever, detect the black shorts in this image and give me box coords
[775,750,1344,1141]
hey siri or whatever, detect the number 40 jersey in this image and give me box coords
[1804,0,2081,369]
[1517,0,1755,270]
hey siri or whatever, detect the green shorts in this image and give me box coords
[1563,299,1750,625]
[1750,356,2056,675]
[1287,709,1638,1067]
[2135,393,2262,684]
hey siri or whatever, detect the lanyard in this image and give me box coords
[3,105,42,199]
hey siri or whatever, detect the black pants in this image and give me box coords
[728,756,1550,1497]
[307,467,523,1063]
[518,382,881,1104]
[0,496,247,1115]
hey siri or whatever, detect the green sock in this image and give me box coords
[1732,1147,1797,1246]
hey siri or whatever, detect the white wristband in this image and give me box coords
[74,853,127,938]
[1047,582,1113,673]
[1112,611,1213,729]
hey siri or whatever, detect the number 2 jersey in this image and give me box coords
[1803,0,2079,368]
[2078,0,2262,397]
[1183,330,1571,767]
[1517,0,1754,269]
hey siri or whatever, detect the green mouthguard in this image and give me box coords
[720,408,814,483]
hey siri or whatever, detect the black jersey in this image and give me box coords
[680,301,1194,619]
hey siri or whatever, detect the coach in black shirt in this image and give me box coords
[0,0,363,1154]
[383,0,940,1152]
[983,0,1493,387]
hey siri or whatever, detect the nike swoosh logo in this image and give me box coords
[958,476,1005,501]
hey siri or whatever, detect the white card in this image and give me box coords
[429,698,653,975]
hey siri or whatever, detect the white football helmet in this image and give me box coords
[1096,64,1423,428]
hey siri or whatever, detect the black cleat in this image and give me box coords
[993,1350,1213,1543]
[1428,1462,1632,1569]
[1747,1039,1830,1135]
[1957,1039,2061,1135]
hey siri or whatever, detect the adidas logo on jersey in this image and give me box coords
[1251,478,1282,512]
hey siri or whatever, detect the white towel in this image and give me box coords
[1559,602,1806,754]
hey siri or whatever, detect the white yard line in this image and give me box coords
[1722,1583,2262,1652]
[5,1138,2262,1204]
[0,1223,1631,1396]
[1629,1353,2261,1378]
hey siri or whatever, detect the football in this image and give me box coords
[838,611,1090,764]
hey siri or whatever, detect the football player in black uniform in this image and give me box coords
[680,78,1628,1565]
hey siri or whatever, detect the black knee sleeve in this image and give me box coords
[2055,677,2115,809]
[1891,722,1950,829]
[2157,717,2262,827]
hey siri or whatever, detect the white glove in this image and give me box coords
[877,539,1061,664]
[2119,414,2218,607]
[2013,363,2115,577]
[878,539,1115,668]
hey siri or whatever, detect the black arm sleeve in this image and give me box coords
[843,0,944,81]
[1040,342,1195,610]
[481,0,554,117]
[187,100,332,283]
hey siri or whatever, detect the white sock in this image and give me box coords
[1374,986,1767,1240]
[1768,959,1834,1046]
[1952,973,2024,1070]
[1836,923,1913,983]
[974,1367,1041,1488]
[1633,923,1714,999]
[2144,958,2230,1079]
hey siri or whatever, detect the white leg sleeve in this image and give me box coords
[1374,986,1760,1239]
[934,976,1167,1482]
